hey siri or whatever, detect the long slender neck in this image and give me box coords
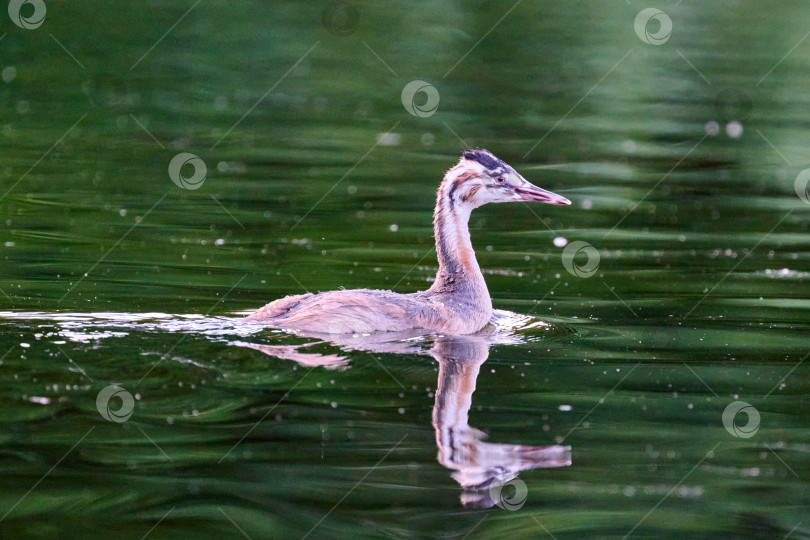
[428,177,488,300]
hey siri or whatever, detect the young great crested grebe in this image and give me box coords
[247,149,570,335]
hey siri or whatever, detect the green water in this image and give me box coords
[2,1,809,538]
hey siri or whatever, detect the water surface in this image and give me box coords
[1,1,809,538]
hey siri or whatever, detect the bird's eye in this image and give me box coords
[494,176,506,184]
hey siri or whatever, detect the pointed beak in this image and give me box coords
[514,180,571,205]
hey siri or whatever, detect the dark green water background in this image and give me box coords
[1,1,809,538]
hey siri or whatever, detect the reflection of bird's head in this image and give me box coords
[439,149,571,210]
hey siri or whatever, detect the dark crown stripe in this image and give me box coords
[462,149,504,171]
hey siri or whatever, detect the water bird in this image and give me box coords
[247,149,570,334]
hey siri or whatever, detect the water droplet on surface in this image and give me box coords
[726,121,743,138]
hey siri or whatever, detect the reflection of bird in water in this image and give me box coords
[247,150,570,335]
[229,324,571,508]
[430,335,571,509]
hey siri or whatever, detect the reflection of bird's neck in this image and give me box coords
[431,336,489,465]
[432,350,483,442]
[428,170,490,317]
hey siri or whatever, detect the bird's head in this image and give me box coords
[441,149,570,209]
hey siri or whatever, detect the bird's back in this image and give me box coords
[247,287,488,335]
[247,289,418,333]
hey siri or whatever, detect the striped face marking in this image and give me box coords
[444,149,523,207]
[441,149,570,208]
